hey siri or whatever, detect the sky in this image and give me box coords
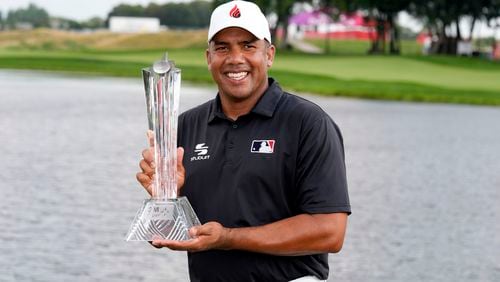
[1,0,192,21]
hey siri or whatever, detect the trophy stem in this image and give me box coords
[143,55,181,200]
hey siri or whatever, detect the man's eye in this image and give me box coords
[215,46,227,51]
[244,44,255,49]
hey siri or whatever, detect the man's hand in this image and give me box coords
[151,222,231,252]
[152,213,347,255]
[136,131,185,195]
[150,213,347,255]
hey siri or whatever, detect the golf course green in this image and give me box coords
[1,29,499,105]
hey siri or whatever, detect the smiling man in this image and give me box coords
[207,26,274,120]
[136,1,351,281]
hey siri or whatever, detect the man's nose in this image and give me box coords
[226,48,245,64]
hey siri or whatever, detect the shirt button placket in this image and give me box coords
[226,122,237,164]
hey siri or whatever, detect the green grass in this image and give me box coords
[0,56,146,76]
[272,53,500,93]
[271,69,500,105]
[406,55,500,71]
[305,39,371,55]
[1,46,499,106]
[304,39,422,56]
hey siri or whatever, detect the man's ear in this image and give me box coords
[266,44,276,68]
[206,48,212,71]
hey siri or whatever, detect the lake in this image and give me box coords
[0,70,498,281]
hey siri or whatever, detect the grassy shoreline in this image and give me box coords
[1,54,499,106]
[1,28,499,106]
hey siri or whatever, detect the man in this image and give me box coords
[136,1,351,281]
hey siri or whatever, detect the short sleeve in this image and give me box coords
[295,115,351,215]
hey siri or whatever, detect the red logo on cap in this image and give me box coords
[229,5,241,18]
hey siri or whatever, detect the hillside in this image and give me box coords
[0,29,209,50]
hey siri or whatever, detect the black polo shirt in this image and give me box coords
[178,78,350,282]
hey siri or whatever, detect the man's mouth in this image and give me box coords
[226,72,248,81]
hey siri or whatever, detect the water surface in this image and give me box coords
[0,70,499,281]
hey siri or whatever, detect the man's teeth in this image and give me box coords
[227,72,248,80]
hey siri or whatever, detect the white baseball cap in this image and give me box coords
[207,0,271,43]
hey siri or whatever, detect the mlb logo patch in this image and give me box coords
[251,140,275,154]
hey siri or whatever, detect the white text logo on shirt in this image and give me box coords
[251,140,275,154]
[191,143,210,161]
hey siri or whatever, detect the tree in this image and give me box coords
[249,0,297,49]
[484,0,500,26]
[149,1,211,28]
[106,4,145,26]
[310,0,411,54]
[316,0,352,53]
[408,0,500,55]
[347,0,412,54]
[188,1,212,28]
[108,4,145,17]
[409,0,461,54]
[6,3,50,28]
[108,1,211,28]
[81,17,105,29]
[464,0,500,40]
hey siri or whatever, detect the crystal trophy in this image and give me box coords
[125,53,200,241]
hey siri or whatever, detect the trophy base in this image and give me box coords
[125,197,201,241]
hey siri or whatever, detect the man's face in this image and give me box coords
[206,27,275,102]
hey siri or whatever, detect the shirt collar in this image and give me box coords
[207,78,283,123]
[207,95,224,123]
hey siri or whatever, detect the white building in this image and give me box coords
[109,16,160,33]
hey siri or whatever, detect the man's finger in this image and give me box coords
[177,147,184,164]
[189,226,200,237]
[176,147,186,194]
[139,159,154,175]
[142,148,154,164]
[136,172,153,195]
[148,241,163,249]
[152,238,200,251]
[147,130,155,147]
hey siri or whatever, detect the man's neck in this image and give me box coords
[220,93,263,121]
[219,82,270,121]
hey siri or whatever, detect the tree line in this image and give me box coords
[2,1,499,55]
[339,0,500,54]
[1,4,50,29]
[0,3,105,30]
[229,0,499,55]
[106,1,211,28]
[0,2,212,30]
